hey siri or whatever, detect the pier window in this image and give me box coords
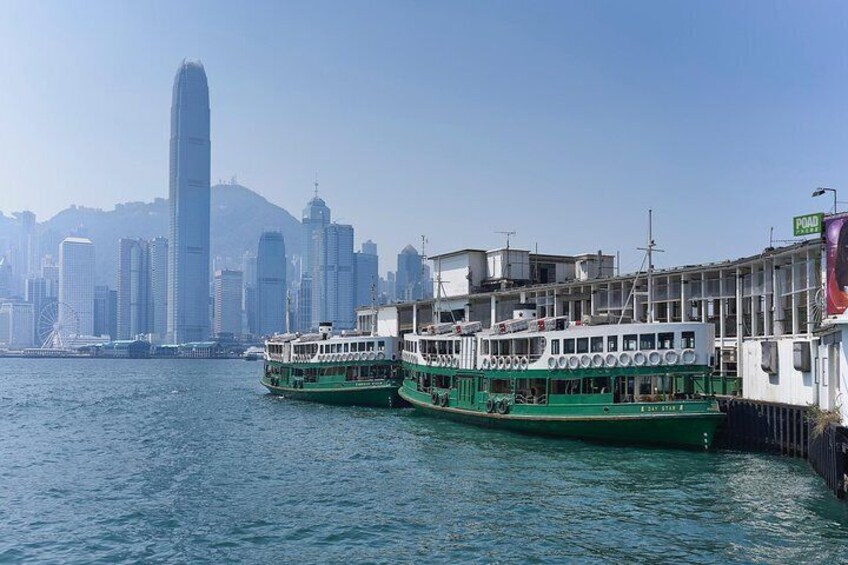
[682,331,696,349]
[623,334,638,351]
[564,339,575,354]
[657,332,674,350]
[639,334,655,350]
[607,336,618,352]
[550,378,581,395]
[591,337,604,353]
[576,338,589,354]
[551,339,560,355]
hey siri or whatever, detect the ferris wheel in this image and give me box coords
[38,301,80,350]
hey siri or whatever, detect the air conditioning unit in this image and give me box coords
[761,341,778,375]
[793,341,811,373]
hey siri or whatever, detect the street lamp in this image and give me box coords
[812,186,838,214]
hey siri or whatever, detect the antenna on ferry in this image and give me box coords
[636,210,664,323]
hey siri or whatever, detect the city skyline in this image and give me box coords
[3,2,846,275]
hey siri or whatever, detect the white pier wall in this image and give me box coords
[742,338,815,407]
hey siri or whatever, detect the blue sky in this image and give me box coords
[1,1,847,274]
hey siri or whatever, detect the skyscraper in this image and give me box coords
[59,237,95,337]
[93,285,116,340]
[354,241,378,308]
[149,237,168,339]
[256,231,287,336]
[396,245,424,302]
[214,269,243,337]
[117,238,150,339]
[167,60,211,344]
[316,223,355,330]
[302,188,331,330]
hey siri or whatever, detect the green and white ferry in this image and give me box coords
[262,322,405,408]
[399,304,729,448]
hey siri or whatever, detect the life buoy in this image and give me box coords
[592,354,604,368]
[664,350,680,365]
[648,352,662,366]
[520,356,529,370]
[605,353,618,367]
[486,398,495,413]
[439,392,449,407]
[580,355,591,368]
[547,357,557,370]
[619,352,632,367]
[369,352,377,361]
[682,350,697,365]
[496,399,509,415]
[483,358,491,370]
[377,352,385,360]
[567,356,579,370]
[633,352,647,366]
[453,358,459,369]
[504,357,513,370]
[431,391,440,404]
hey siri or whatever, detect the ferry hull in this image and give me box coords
[399,388,723,449]
[262,378,406,408]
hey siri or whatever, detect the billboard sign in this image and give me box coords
[794,213,823,237]
[825,216,848,316]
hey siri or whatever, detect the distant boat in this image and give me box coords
[242,347,264,361]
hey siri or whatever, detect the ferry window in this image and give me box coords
[607,336,618,352]
[584,377,611,394]
[551,379,581,395]
[576,338,589,354]
[344,343,349,353]
[482,340,490,355]
[367,341,375,351]
[564,339,575,354]
[490,378,513,394]
[639,334,655,350]
[378,340,386,352]
[591,337,604,353]
[682,331,695,349]
[623,335,637,351]
[657,333,674,350]
[551,339,560,355]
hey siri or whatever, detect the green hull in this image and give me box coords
[399,388,723,449]
[262,378,406,408]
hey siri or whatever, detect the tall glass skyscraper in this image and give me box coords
[256,231,287,336]
[59,237,95,337]
[167,60,211,344]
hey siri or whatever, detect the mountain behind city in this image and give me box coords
[1,183,303,286]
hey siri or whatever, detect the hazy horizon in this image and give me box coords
[2,1,847,273]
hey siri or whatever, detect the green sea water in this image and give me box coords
[1,359,847,563]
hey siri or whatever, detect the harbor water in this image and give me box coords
[1,359,847,563]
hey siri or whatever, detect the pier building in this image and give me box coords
[357,230,848,423]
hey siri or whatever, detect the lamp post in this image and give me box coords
[812,187,838,214]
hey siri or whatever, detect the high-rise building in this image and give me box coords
[316,223,355,330]
[354,241,378,308]
[117,238,151,339]
[396,245,424,302]
[26,277,51,345]
[149,237,168,339]
[167,60,211,344]
[256,231,287,336]
[242,254,257,335]
[59,237,95,337]
[0,301,34,349]
[302,189,331,329]
[296,277,312,333]
[93,285,116,339]
[214,269,243,337]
